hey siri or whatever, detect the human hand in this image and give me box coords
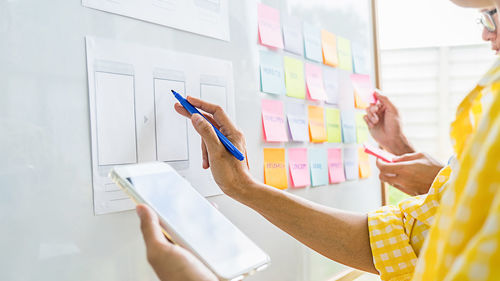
[364,91,415,155]
[376,152,444,195]
[174,96,254,199]
[136,204,218,281]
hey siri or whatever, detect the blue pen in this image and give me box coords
[171,90,245,161]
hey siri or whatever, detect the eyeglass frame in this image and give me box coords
[477,8,498,32]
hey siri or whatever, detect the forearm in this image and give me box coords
[385,134,415,155]
[235,180,378,274]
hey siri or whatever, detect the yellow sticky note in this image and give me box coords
[308,105,327,143]
[358,147,371,179]
[355,112,369,144]
[284,56,306,99]
[264,148,287,189]
[321,30,338,67]
[326,108,342,143]
[337,36,353,71]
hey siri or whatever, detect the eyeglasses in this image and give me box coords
[478,8,497,32]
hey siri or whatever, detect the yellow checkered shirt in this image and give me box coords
[368,59,500,281]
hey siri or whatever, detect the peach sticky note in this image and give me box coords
[262,99,288,142]
[264,148,287,189]
[321,30,338,67]
[305,63,328,101]
[351,74,375,109]
[358,147,371,179]
[337,36,353,71]
[288,148,310,188]
[328,148,345,183]
[258,3,284,49]
[308,105,327,143]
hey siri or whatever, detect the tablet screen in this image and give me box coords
[127,172,268,278]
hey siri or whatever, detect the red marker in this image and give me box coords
[363,143,396,163]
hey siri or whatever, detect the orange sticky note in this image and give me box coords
[321,30,338,67]
[264,148,287,189]
[358,147,371,179]
[307,105,327,143]
[351,74,375,109]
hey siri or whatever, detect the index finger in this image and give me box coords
[376,159,407,174]
[186,96,237,131]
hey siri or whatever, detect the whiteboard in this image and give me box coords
[0,0,381,280]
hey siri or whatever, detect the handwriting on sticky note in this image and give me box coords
[324,67,339,105]
[308,105,327,143]
[288,148,310,188]
[305,63,327,101]
[321,30,338,67]
[351,74,374,109]
[262,99,287,142]
[326,108,342,143]
[341,110,356,144]
[358,147,371,179]
[284,56,306,99]
[282,15,303,55]
[264,148,287,189]
[328,148,345,183]
[260,51,285,95]
[343,147,359,181]
[309,148,328,186]
[303,23,322,62]
[355,112,369,144]
[258,3,284,49]
[337,36,353,71]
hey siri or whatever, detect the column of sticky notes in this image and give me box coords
[257,3,373,190]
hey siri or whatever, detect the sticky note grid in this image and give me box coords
[258,3,374,189]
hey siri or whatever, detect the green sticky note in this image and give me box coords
[326,108,342,143]
[284,56,306,99]
[355,111,369,143]
[337,36,353,72]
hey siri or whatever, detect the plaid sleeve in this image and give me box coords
[368,205,418,281]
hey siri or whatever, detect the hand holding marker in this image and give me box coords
[171,90,245,161]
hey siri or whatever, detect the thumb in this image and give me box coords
[393,152,423,162]
[137,205,169,249]
[191,114,220,152]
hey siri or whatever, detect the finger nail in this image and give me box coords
[191,114,203,124]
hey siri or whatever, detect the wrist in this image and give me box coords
[385,135,415,155]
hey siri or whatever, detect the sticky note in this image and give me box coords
[305,63,328,101]
[288,148,310,188]
[352,42,370,74]
[355,112,369,144]
[284,56,306,99]
[309,148,328,187]
[303,23,322,62]
[351,74,375,109]
[257,3,284,49]
[308,105,327,143]
[326,108,342,143]
[358,147,371,179]
[338,70,355,110]
[287,103,309,142]
[341,110,356,144]
[324,67,339,105]
[282,15,303,55]
[321,30,338,67]
[264,148,287,189]
[337,36,353,72]
[259,51,286,95]
[328,148,345,183]
[343,147,359,181]
[262,99,288,142]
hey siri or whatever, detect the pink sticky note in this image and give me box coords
[351,74,375,109]
[262,99,288,142]
[258,3,284,49]
[305,63,328,101]
[288,148,310,188]
[328,148,346,183]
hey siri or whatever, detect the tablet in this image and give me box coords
[110,162,270,280]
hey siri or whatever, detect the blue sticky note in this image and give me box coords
[343,147,359,181]
[260,51,286,95]
[341,110,356,144]
[303,23,322,62]
[352,42,371,74]
[309,148,328,186]
[324,67,339,105]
